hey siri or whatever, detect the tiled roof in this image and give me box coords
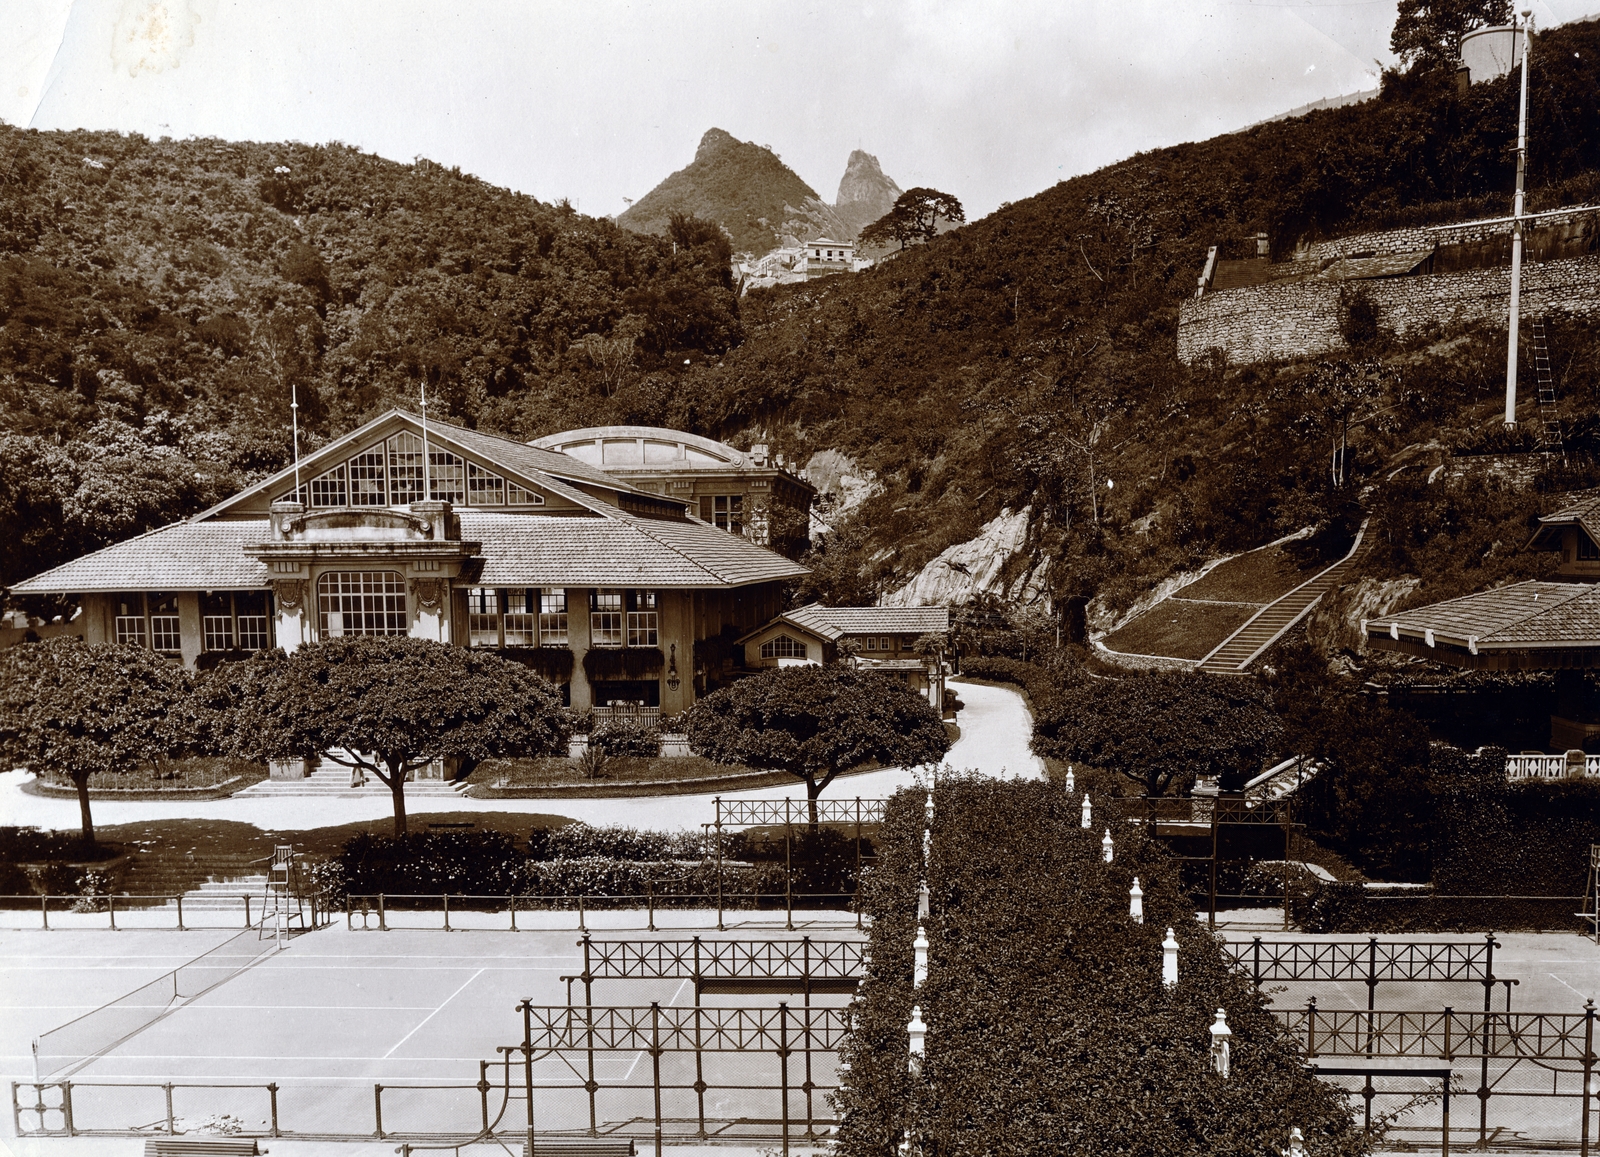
[1366,581,1600,650]
[11,511,808,595]
[9,521,271,593]
[1526,494,1600,551]
[466,513,807,588]
[440,421,649,494]
[784,604,950,639]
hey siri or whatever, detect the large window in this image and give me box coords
[503,589,537,646]
[114,594,146,647]
[761,634,807,659]
[627,589,658,647]
[539,590,568,646]
[468,588,501,647]
[235,591,270,650]
[149,594,182,654]
[277,432,527,509]
[590,590,624,647]
[317,571,408,637]
[701,495,744,533]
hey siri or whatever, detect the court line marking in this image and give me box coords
[1549,972,1592,999]
[382,969,485,1059]
[620,977,691,1083]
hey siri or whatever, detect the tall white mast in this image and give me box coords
[290,381,302,500]
[1504,10,1533,428]
[420,382,432,501]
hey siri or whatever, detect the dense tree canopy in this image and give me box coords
[685,665,950,822]
[231,638,569,835]
[1391,0,1514,70]
[1033,671,1282,797]
[0,639,186,841]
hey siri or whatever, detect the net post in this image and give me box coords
[40,895,48,931]
[379,893,386,932]
[244,894,251,928]
[647,878,655,932]
[578,893,586,933]
[373,1083,384,1139]
[268,1082,279,1137]
[107,894,115,932]
[443,892,451,933]
[176,895,184,932]
[509,893,517,933]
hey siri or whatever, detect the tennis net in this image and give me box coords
[34,925,275,1079]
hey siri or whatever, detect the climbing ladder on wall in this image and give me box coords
[1530,315,1565,462]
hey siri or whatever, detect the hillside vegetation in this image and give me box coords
[6,18,1600,641]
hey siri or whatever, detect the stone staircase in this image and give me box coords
[1245,756,1320,803]
[233,762,470,799]
[161,874,268,911]
[1197,521,1369,675]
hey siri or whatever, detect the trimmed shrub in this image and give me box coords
[528,822,715,862]
[835,778,1363,1157]
[589,718,661,758]
[339,830,527,896]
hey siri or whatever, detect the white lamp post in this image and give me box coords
[1065,766,1075,794]
[917,882,930,920]
[1209,1008,1232,1078]
[1081,794,1092,829]
[1162,927,1179,988]
[1129,877,1144,924]
[913,921,929,988]
[1102,828,1114,863]
[1284,1126,1308,1157]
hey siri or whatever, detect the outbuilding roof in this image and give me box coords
[738,604,950,644]
[1525,493,1600,552]
[1364,580,1600,668]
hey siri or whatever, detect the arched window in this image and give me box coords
[760,634,807,659]
[317,571,408,637]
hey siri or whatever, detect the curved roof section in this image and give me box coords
[530,426,759,471]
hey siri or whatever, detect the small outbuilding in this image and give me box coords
[737,604,951,711]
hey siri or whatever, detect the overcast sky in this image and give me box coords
[3,0,1596,222]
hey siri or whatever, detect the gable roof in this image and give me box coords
[201,410,669,521]
[1365,580,1600,663]
[1526,494,1600,552]
[9,521,272,593]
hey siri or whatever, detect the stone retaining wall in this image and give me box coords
[1178,254,1600,365]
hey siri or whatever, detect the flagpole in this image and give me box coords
[291,382,302,500]
[420,382,432,501]
[1504,10,1532,428]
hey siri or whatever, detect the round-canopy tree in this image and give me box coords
[235,637,570,836]
[0,639,187,842]
[1033,670,1281,797]
[685,665,950,824]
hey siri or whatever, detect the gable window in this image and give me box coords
[540,590,569,645]
[590,590,624,647]
[349,448,387,506]
[467,462,505,506]
[115,593,147,647]
[428,448,465,503]
[149,594,183,654]
[309,464,348,508]
[387,432,426,504]
[318,571,407,637]
[507,482,546,506]
[627,590,658,647]
[761,634,807,659]
[468,588,501,647]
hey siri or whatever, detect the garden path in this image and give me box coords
[0,679,1041,835]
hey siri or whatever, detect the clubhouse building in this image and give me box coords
[8,411,809,720]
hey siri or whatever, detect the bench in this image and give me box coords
[143,1140,262,1157]
[522,1140,636,1157]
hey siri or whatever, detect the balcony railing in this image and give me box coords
[593,704,661,726]
[1504,752,1600,781]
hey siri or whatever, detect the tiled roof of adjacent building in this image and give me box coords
[1526,493,1600,551]
[1365,580,1600,650]
[780,603,951,640]
[9,521,272,593]
[11,510,807,595]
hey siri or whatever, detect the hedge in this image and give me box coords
[834,778,1363,1157]
[588,719,661,758]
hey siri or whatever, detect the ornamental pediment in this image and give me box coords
[285,508,434,542]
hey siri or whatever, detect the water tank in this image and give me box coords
[1460,24,1525,85]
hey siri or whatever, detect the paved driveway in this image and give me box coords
[0,679,1042,834]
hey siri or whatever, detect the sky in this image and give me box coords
[3,0,1597,222]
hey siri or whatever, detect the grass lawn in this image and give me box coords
[471,754,761,787]
[1177,542,1329,604]
[1101,598,1256,660]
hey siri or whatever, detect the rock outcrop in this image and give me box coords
[1307,575,1422,654]
[881,507,1049,608]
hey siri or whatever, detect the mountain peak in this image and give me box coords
[695,127,740,161]
[837,150,899,206]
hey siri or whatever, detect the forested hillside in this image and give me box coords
[6,17,1600,633]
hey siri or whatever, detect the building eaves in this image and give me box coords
[8,520,271,594]
[1365,580,1600,650]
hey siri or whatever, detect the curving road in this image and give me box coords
[0,679,1043,834]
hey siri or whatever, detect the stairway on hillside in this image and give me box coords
[1197,523,1369,675]
[232,763,470,799]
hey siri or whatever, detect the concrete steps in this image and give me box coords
[233,763,469,799]
[1198,522,1369,675]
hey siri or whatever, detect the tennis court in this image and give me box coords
[3,914,862,1146]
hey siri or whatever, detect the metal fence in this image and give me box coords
[1227,935,1511,1009]
[343,890,866,933]
[0,892,316,931]
[570,935,865,999]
